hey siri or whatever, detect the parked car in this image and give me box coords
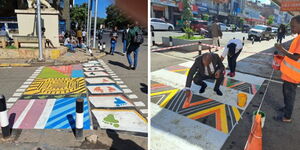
[271,27,278,39]
[190,20,208,34]
[151,18,174,31]
[242,24,251,33]
[248,25,272,41]
[226,24,232,31]
[217,23,227,31]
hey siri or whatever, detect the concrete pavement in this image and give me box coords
[151,32,300,149]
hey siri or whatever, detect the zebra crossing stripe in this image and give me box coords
[134,101,146,107]
[13,100,35,128]
[127,94,138,99]
[140,109,148,114]
[123,89,132,93]
[7,98,18,103]
[13,93,22,97]
[34,99,56,129]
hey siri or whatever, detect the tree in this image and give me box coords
[70,3,88,28]
[182,0,192,28]
[267,15,274,26]
[105,5,132,29]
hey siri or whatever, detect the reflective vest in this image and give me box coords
[280,35,300,83]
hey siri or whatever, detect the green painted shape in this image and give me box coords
[38,95,48,99]
[103,114,120,128]
[54,95,65,99]
[69,94,81,98]
[24,95,33,99]
[37,67,69,78]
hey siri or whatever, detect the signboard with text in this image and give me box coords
[281,1,300,11]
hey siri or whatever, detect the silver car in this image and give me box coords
[248,25,272,41]
[151,18,174,31]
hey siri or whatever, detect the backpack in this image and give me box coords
[133,28,144,44]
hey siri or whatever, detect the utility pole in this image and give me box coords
[93,0,98,48]
[37,0,43,61]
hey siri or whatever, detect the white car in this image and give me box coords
[151,18,174,31]
[217,23,227,31]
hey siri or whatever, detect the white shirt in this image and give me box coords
[221,39,243,58]
[204,63,215,76]
[64,37,70,45]
[82,31,86,37]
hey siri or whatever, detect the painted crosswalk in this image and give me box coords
[151,61,265,149]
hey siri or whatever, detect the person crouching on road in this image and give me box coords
[184,53,225,96]
[274,15,300,123]
[220,38,243,77]
[110,26,118,55]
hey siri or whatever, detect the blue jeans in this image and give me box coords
[123,40,127,53]
[127,44,139,68]
[65,44,75,51]
[111,40,116,54]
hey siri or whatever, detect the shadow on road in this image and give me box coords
[106,129,144,150]
[67,114,76,137]
[108,60,129,70]
[140,83,148,94]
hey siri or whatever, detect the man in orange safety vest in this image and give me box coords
[274,15,300,122]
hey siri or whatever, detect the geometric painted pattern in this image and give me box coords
[24,78,86,95]
[8,98,90,129]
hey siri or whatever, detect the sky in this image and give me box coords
[252,0,271,5]
[74,0,114,18]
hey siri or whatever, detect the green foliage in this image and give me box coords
[267,16,275,25]
[105,5,132,29]
[182,0,192,28]
[6,45,17,49]
[173,35,205,40]
[70,3,88,27]
[183,27,194,39]
[203,14,209,21]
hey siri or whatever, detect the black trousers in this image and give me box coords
[228,50,241,73]
[283,81,298,119]
[193,73,224,90]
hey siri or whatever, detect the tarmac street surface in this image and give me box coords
[0,33,148,149]
[151,31,300,150]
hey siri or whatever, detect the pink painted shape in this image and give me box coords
[72,64,82,70]
[7,100,31,128]
[50,65,72,76]
[18,100,47,129]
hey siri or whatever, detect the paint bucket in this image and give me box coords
[272,55,284,70]
[253,110,266,128]
[237,93,247,107]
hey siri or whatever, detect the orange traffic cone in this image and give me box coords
[244,114,263,150]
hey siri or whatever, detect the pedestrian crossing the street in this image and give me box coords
[151,61,265,149]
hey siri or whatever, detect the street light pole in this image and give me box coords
[93,0,98,48]
[37,0,43,61]
[86,0,91,50]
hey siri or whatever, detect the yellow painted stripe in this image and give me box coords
[184,69,190,76]
[232,106,241,122]
[220,104,228,134]
[187,105,222,119]
[151,89,179,107]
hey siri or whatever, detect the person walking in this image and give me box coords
[184,53,225,96]
[76,27,83,47]
[97,24,104,50]
[211,19,222,51]
[110,26,118,55]
[277,24,286,44]
[126,22,144,70]
[220,38,244,77]
[122,24,130,55]
[82,30,87,43]
[274,15,300,122]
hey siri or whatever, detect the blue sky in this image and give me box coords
[74,0,114,18]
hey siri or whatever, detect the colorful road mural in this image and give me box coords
[5,60,147,134]
[151,61,265,149]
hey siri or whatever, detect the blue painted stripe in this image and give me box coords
[72,70,84,78]
[45,98,90,129]
[46,105,88,128]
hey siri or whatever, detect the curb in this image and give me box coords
[0,53,106,67]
